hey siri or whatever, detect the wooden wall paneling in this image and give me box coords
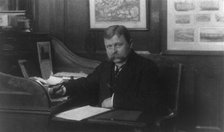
[166,55,224,131]
[65,0,90,53]
[49,0,65,41]
[194,56,224,131]
[33,0,162,57]
[63,0,161,55]
[34,0,50,33]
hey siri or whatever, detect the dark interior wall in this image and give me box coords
[33,0,224,131]
[35,0,161,56]
[168,55,224,130]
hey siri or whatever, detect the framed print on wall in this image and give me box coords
[0,14,8,26]
[165,0,224,54]
[37,42,53,79]
[89,0,148,30]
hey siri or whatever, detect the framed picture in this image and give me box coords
[0,14,8,26]
[37,42,53,79]
[89,0,148,30]
[163,0,224,54]
[0,0,8,11]
[0,11,25,29]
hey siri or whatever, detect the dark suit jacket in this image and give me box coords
[64,51,159,114]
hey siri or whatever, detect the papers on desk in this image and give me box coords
[30,75,63,86]
[54,72,87,79]
[46,76,64,85]
[55,105,111,121]
[30,72,88,86]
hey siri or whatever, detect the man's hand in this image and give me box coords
[101,97,113,108]
[48,84,66,99]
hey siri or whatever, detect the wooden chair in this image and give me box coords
[143,54,183,132]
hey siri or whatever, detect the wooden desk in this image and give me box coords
[48,107,155,132]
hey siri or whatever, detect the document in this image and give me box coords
[30,72,87,86]
[54,72,88,79]
[55,105,111,121]
[30,75,63,86]
[45,76,64,85]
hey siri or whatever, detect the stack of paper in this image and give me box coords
[30,75,63,86]
[55,105,111,121]
[54,72,87,79]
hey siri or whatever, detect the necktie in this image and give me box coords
[114,65,120,77]
[114,65,125,78]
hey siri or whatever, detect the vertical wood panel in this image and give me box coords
[49,0,65,41]
[35,0,50,32]
[194,56,224,130]
[65,0,89,52]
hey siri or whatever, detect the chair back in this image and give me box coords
[143,54,183,116]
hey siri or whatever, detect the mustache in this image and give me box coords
[108,55,126,61]
[108,56,116,61]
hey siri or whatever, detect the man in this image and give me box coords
[50,25,159,114]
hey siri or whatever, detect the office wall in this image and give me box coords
[34,0,161,55]
[34,0,224,131]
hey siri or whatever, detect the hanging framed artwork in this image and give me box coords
[37,41,53,79]
[0,14,8,26]
[89,0,148,30]
[163,0,224,54]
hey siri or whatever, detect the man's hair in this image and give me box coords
[104,25,131,43]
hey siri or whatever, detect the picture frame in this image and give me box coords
[37,42,53,79]
[162,0,224,54]
[0,11,25,29]
[89,0,148,30]
[0,14,8,26]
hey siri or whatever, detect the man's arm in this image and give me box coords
[63,63,105,97]
[49,63,103,101]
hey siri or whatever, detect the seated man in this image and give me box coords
[49,25,159,117]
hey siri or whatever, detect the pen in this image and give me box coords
[58,83,63,88]
[49,83,63,93]
[57,83,64,90]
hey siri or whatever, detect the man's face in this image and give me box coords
[104,35,132,64]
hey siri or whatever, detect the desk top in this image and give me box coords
[48,105,156,132]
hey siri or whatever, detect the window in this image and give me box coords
[0,0,32,32]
